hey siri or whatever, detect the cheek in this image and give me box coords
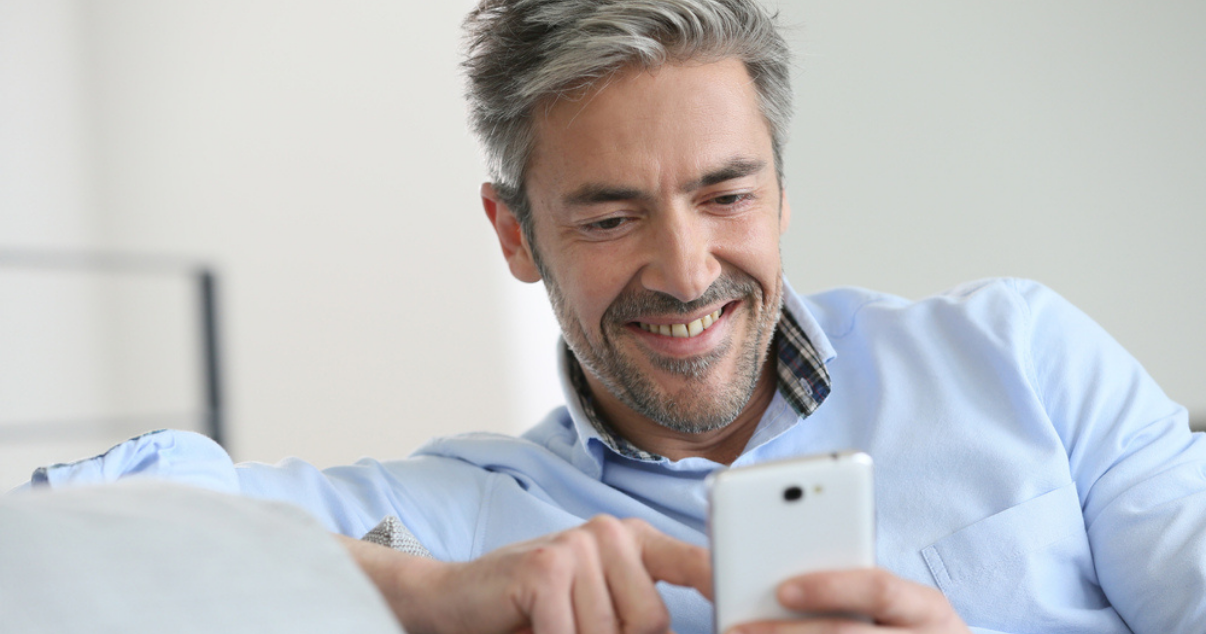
[715,215,783,278]
[553,251,632,327]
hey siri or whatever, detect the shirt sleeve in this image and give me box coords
[1012,278,1206,633]
[234,453,494,561]
[16,429,495,562]
[22,429,241,494]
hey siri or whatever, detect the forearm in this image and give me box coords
[336,534,452,632]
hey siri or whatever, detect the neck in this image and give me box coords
[585,358,778,465]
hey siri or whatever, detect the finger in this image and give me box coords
[521,548,579,634]
[563,529,622,634]
[585,516,671,633]
[529,585,577,634]
[725,616,884,634]
[627,519,714,600]
[777,568,953,626]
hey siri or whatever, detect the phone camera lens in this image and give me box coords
[784,486,803,502]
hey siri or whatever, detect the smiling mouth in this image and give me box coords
[635,306,725,338]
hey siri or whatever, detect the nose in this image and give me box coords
[638,205,721,303]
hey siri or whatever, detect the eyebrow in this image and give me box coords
[563,184,649,207]
[683,158,767,192]
[561,157,768,208]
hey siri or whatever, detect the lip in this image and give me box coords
[624,299,740,356]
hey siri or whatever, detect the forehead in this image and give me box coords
[526,58,774,201]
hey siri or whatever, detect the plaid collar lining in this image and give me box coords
[566,307,832,462]
[566,348,664,461]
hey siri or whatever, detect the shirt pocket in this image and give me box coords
[920,482,1123,632]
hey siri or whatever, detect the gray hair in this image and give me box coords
[462,0,793,243]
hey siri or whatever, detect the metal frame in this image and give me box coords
[0,249,224,447]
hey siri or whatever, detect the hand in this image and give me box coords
[340,515,713,634]
[728,568,969,634]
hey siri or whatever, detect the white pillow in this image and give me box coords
[0,480,404,634]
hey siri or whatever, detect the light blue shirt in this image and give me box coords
[24,278,1206,634]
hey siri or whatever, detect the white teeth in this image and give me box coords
[639,307,724,338]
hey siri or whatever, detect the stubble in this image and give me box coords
[546,270,782,434]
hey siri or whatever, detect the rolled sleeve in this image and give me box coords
[25,429,240,495]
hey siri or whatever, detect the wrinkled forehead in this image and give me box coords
[525,58,775,202]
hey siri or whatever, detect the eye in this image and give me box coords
[588,217,628,231]
[579,214,638,236]
[711,192,753,207]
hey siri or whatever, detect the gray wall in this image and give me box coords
[777,1,1205,427]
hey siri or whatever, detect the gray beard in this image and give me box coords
[547,272,782,434]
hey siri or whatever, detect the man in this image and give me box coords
[20,1,1206,632]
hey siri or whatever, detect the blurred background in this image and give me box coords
[2,0,1203,490]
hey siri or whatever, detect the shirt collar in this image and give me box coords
[557,277,835,464]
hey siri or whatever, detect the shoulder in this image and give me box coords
[798,277,1049,341]
[413,406,578,476]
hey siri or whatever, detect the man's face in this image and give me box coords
[504,58,789,434]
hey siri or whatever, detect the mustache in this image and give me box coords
[603,272,760,326]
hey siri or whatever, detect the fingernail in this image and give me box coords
[780,583,805,606]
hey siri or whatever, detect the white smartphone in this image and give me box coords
[708,451,876,632]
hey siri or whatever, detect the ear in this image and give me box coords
[779,187,792,234]
[482,183,542,283]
